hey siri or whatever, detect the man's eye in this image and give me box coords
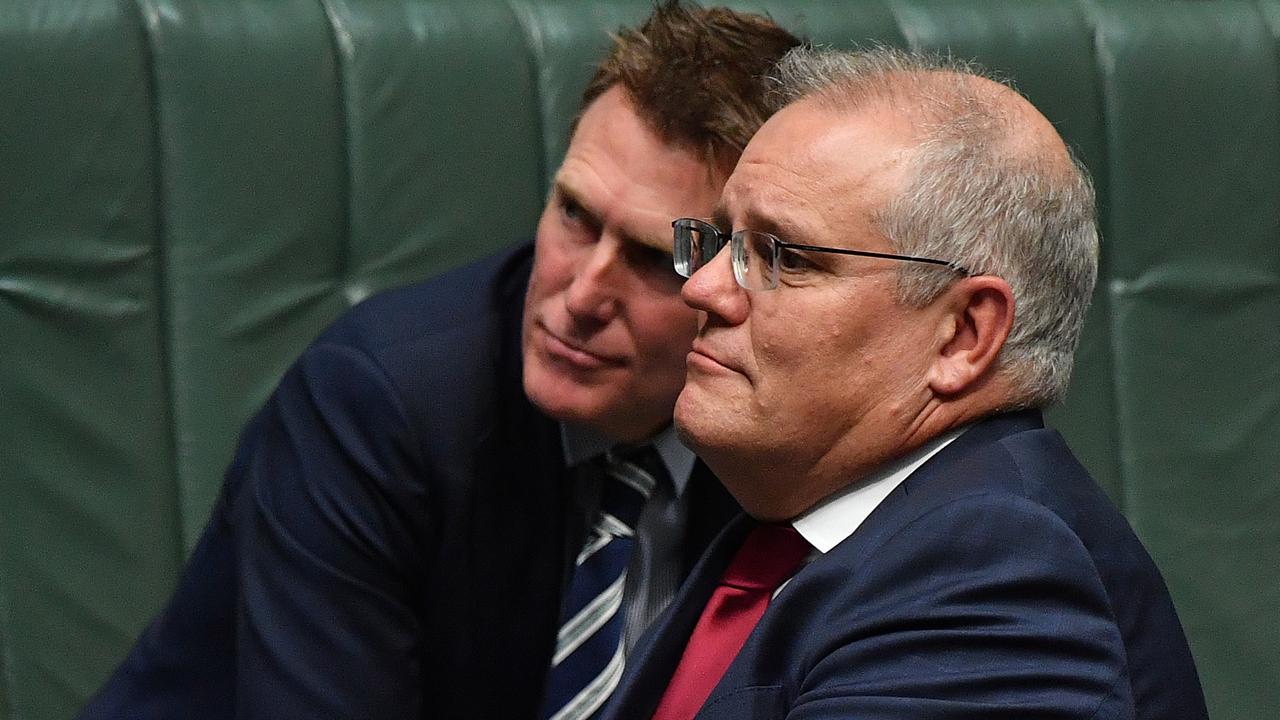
[560,197,584,223]
[778,248,813,272]
[629,243,675,273]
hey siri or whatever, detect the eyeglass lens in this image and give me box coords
[733,231,779,290]
[674,219,783,290]
[674,220,722,278]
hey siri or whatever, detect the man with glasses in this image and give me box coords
[79,4,799,719]
[603,47,1206,720]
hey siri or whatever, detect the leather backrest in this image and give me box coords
[1,2,1276,718]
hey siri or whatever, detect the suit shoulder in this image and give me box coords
[769,491,1132,720]
[869,485,1097,567]
[263,242,535,449]
[317,242,534,355]
[896,418,1130,547]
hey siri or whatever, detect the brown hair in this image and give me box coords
[579,1,802,172]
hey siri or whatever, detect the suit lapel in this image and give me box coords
[603,513,755,720]
[605,410,1049,719]
[683,460,742,570]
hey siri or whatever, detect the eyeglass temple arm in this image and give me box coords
[779,240,972,276]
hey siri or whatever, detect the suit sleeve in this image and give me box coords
[229,340,432,719]
[785,494,1134,720]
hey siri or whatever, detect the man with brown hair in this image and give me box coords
[78,4,799,719]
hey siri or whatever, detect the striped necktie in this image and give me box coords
[541,446,662,720]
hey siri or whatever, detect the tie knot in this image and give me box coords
[720,524,811,590]
[598,445,663,532]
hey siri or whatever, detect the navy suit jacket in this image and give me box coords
[604,411,1207,720]
[80,243,738,719]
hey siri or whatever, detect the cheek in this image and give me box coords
[751,308,879,415]
[633,299,698,368]
[528,226,577,300]
[752,305,849,378]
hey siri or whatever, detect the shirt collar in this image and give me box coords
[792,426,970,553]
[560,422,696,497]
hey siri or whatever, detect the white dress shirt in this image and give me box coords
[793,426,969,555]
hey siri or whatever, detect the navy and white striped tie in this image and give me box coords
[540,447,661,720]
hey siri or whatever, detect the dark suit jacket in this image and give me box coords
[80,243,737,720]
[604,411,1207,720]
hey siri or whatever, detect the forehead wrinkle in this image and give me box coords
[722,159,827,242]
[738,117,909,249]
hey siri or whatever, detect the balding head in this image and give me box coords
[764,46,1098,408]
[768,49,1070,164]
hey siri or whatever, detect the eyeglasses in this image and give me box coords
[672,217,972,290]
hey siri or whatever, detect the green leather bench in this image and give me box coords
[2,1,1276,718]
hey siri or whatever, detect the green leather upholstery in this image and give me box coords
[1,2,1276,718]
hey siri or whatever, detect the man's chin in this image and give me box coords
[525,373,593,423]
[525,362,623,428]
[673,387,723,455]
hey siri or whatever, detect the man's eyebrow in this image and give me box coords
[619,226,674,254]
[711,205,731,231]
[715,204,794,240]
[748,212,788,239]
[551,178,577,205]
[552,179,600,225]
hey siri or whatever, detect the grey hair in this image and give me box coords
[766,45,1099,408]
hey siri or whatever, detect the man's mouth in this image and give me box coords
[687,341,742,375]
[539,323,624,369]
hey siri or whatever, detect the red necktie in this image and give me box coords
[650,524,812,720]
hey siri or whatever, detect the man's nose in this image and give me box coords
[681,246,748,325]
[564,238,622,321]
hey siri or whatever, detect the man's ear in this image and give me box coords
[926,276,1015,397]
